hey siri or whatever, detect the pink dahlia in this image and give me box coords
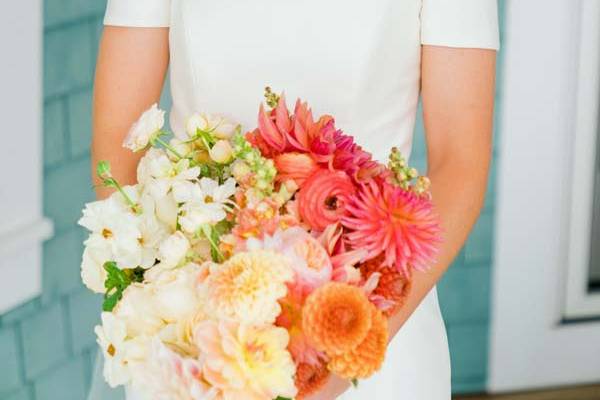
[342,179,442,277]
[332,131,384,182]
[297,169,356,232]
[254,96,372,166]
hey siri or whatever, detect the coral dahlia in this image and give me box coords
[360,255,412,317]
[302,283,372,356]
[343,179,442,277]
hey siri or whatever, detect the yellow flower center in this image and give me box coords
[102,228,113,239]
[107,343,116,357]
[244,340,269,367]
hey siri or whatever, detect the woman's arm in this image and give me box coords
[388,45,496,333]
[310,45,497,399]
[92,26,169,199]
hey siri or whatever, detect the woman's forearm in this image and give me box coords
[92,26,169,199]
[388,156,490,335]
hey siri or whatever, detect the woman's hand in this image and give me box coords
[302,374,351,400]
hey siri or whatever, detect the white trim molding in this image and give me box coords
[564,0,600,318]
[0,0,53,313]
[489,0,600,392]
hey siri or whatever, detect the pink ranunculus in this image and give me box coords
[297,169,356,232]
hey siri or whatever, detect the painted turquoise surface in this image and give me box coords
[0,1,504,398]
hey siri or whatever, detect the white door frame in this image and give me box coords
[564,0,600,319]
[489,0,600,392]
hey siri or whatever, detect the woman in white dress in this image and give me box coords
[89,1,499,399]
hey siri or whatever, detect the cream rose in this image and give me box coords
[123,103,165,152]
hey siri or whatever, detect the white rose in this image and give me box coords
[208,140,233,164]
[123,103,165,152]
[149,263,204,323]
[81,244,110,293]
[114,284,165,337]
[158,231,190,268]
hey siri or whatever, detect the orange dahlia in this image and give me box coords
[360,255,412,317]
[295,360,330,399]
[343,179,442,277]
[328,305,389,379]
[302,283,372,355]
[297,169,356,231]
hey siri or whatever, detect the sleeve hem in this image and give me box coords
[104,0,171,28]
[421,38,500,51]
[103,17,170,28]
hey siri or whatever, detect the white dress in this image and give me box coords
[95,1,499,399]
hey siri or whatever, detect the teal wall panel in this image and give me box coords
[0,1,106,398]
[0,0,504,398]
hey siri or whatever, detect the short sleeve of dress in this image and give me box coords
[421,0,500,50]
[104,0,171,27]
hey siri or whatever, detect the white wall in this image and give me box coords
[489,0,600,391]
[0,0,52,312]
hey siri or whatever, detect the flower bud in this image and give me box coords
[231,160,251,180]
[186,113,206,138]
[209,140,233,164]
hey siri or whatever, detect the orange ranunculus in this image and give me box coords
[274,152,319,186]
[328,305,388,379]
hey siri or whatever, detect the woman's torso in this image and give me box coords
[168,0,423,161]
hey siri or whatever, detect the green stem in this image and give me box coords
[153,136,184,160]
[200,224,224,262]
[114,180,140,214]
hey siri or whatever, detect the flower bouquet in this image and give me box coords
[79,88,441,399]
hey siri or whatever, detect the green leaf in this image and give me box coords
[351,378,359,388]
[96,160,111,179]
[101,262,145,312]
[197,129,216,149]
[274,397,292,400]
